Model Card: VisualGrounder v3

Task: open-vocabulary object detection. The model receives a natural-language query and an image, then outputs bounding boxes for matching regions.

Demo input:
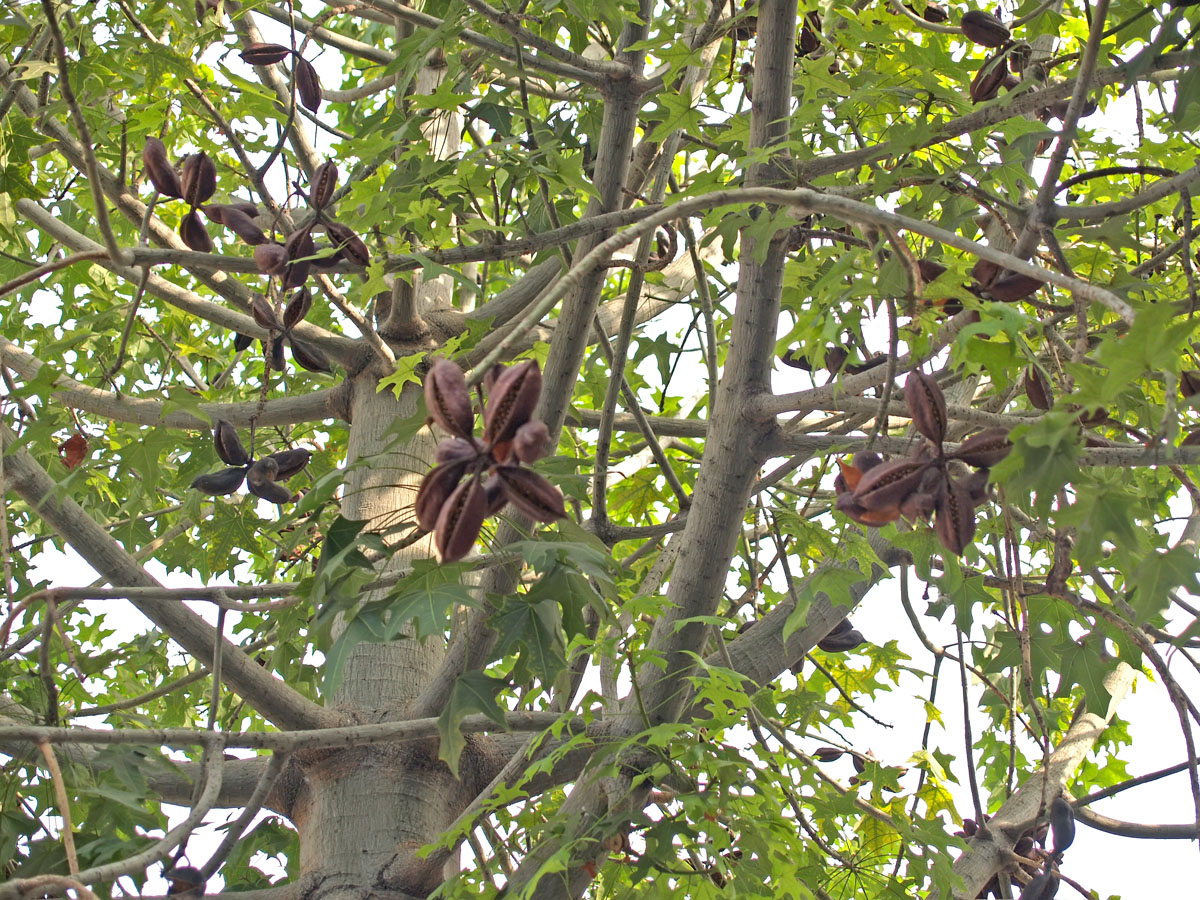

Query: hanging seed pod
[265,447,312,480]
[246,457,293,503]
[1049,798,1075,856]
[988,271,1043,302]
[251,296,282,331]
[201,203,229,225]
[414,460,470,531]
[425,359,475,438]
[325,221,370,266]
[852,457,930,511]
[949,428,1012,467]
[1181,370,1200,398]
[142,137,183,198]
[934,477,977,555]
[917,258,947,284]
[240,42,292,65]
[295,56,322,112]
[797,11,821,55]
[254,242,288,276]
[191,466,248,495]
[834,492,902,526]
[482,474,508,516]
[227,201,260,219]
[435,476,488,562]
[283,228,315,290]
[818,628,867,652]
[1009,42,1032,74]
[960,10,1010,48]
[484,359,541,447]
[180,152,217,207]
[283,287,312,330]
[288,336,332,374]
[971,53,1008,103]
[494,465,567,523]
[970,258,1000,289]
[961,468,992,505]
[905,371,948,445]
[1025,366,1053,410]
[513,420,551,463]
[219,206,267,245]
[233,332,254,352]
[826,618,854,637]
[214,419,251,467]
[1016,870,1059,900]
[909,2,948,22]
[309,160,338,211]
[179,210,213,252]
[813,747,845,762]
[283,260,311,291]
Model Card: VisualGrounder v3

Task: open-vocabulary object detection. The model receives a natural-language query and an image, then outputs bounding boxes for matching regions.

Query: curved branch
[1072,802,1200,839]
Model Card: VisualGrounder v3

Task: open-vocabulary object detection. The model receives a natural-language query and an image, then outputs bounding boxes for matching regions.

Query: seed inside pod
[295,55,322,112]
[424,359,475,439]
[325,221,369,266]
[853,456,930,511]
[484,359,541,447]
[948,427,1012,467]
[310,160,338,210]
[180,152,217,207]
[283,287,312,330]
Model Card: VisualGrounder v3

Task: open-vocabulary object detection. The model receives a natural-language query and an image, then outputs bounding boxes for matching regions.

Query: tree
[2,0,1200,898]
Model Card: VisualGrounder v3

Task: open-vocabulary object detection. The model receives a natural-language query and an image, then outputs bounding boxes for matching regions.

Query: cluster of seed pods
[190,419,312,504]
[417,359,566,562]
[834,371,1012,556]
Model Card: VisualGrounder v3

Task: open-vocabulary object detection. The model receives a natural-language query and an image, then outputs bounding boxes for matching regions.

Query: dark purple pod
[435,476,487,562]
[265,447,312,480]
[494,465,567,524]
[142,137,183,198]
[214,419,251,467]
[288,336,332,374]
[180,152,217,207]
[424,359,475,439]
[191,466,248,495]
[179,209,213,252]
[283,288,312,330]
[295,56,322,112]
[254,243,288,276]
[325,221,369,266]
[414,460,469,532]
[240,42,292,65]
[246,458,294,504]
[949,428,1012,468]
[484,359,541,448]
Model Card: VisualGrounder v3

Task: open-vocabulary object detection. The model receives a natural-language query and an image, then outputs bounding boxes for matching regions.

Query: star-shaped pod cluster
[834,371,1011,555]
[190,419,311,504]
[416,359,566,562]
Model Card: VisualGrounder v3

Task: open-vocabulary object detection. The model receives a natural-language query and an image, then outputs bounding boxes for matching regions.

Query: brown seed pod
[435,476,487,562]
[1181,370,1200,399]
[201,204,229,225]
[219,206,267,246]
[818,628,867,652]
[513,420,551,463]
[826,618,854,636]
[484,359,541,447]
[288,336,332,374]
[852,457,930,511]
[813,747,844,762]
[435,436,484,466]
[191,466,248,495]
[214,419,251,467]
[266,336,287,372]
[797,11,821,55]
[233,332,254,352]
[960,10,1010,48]
[905,371,948,445]
[295,55,322,112]
[987,271,1043,302]
[414,460,469,531]
[309,244,342,269]
[179,209,213,252]
[424,359,475,438]
[934,477,977,555]
[1025,366,1053,410]
[142,137,183,199]
[265,447,312,480]
[1016,870,1059,900]
[227,201,260,219]
[494,465,567,523]
[1009,42,1032,74]
[251,296,282,331]
[246,457,293,504]
[325,221,370,266]
[310,160,338,211]
[240,42,292,65]
[254,243,288,276]
[910,2,948,22]
[180,152,217,207]
[1049,797,1075,856]
[949,427,1012,467]
[917,258,947,284]
[283,287,312,330]
[1183,429,1200,447]
[283,259,311,291]
[971,53,1008,103]
[283,228,316,290]
[482,474,508,516]
[970,258,1000,289]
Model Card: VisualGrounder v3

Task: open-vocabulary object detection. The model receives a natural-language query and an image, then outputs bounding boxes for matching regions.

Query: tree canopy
[2,1,1200,899]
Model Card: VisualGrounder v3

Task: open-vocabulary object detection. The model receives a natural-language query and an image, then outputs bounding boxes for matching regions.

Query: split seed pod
[494,465,567,523]
[266,336,287,372]
[288,337,332,374]
[424,359,475,438]
[813,747,844,762]
[484,359,541,447]
[852,457,930,511]
[949,428,1012,467]
[435,476,487,562]
[310,161,338,211]
[240,42,292,65]
[414,461,469,531]
[325,221,369,266]
[797,12,821,55]
[971,53,1008,103]
[934,477,977,555]
[180,152,217,207]
[179,210,213,252]
[1181,370,1200,399]
[960,10,1010,48]
[283,288,312,330]
[1016,870,1059,900]
[191,466,249,496]
[905,371,948,445]
[295,56,322,112]
[142,137,183,198]
[214,419,251,466]
[251,297,282,331]
[254,243,288,275]
[435,437,483,466]
[266,448,313,480]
